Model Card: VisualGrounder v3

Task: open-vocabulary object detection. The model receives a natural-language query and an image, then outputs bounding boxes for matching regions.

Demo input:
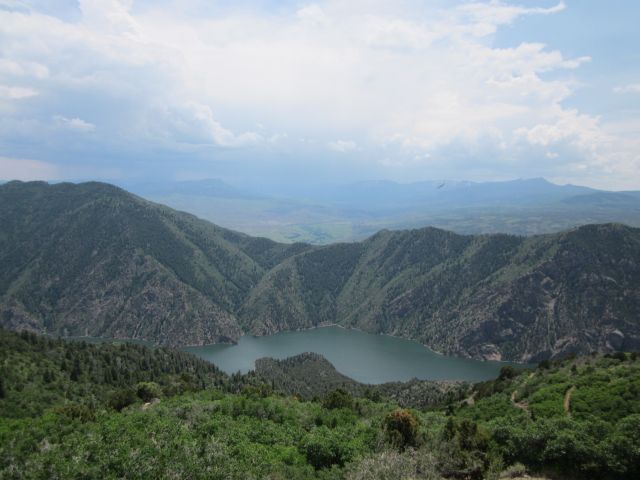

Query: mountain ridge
[1,180,639,361]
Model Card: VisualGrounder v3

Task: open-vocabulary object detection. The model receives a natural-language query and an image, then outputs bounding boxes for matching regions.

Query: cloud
[0,84,38,99]
[54,115,96,132]
[0,156,60,180]
[613,83,640,94]
[457,1,566,36]
[328,139,357,153]
[0,1,636,188]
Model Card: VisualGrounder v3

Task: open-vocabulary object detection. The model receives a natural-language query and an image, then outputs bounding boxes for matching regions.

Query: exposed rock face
[2,181,639,361]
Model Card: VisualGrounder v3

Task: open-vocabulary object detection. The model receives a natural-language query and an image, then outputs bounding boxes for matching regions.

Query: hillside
[242,224,640,362]
[254,352,464,409]
[2,181,640,361]
[0,181,308,346]
[1,329,639,479]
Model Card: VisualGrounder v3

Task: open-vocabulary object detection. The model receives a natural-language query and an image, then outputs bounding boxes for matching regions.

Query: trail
[511,389,529,413]
[462,391,476,406]
[564,386,576,417]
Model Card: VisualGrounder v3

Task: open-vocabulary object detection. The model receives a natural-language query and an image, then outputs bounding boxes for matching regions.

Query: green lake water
[184,326,525,384]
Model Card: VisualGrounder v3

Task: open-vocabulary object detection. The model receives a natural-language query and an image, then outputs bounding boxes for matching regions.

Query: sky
[0,0,639,189]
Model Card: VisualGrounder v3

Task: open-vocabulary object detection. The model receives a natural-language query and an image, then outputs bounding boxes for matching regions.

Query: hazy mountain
[122,177,640,243]
[119,179,254,199]
[1,181,639,361]
[301,177,596,210]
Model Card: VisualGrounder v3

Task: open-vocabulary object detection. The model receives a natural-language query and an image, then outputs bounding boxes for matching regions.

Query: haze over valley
[122,177,640,243]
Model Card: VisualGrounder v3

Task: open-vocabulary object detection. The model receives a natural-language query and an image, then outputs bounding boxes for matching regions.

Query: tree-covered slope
[242,224,640,361]
[0,329,227,418]
[0,181,306,346]
[1,329,639,479]
[2,181,639,361]
[254,352,463,409]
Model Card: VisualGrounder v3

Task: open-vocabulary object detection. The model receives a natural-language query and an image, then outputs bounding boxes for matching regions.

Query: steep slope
[2,181,639,361]
[242,224,640,361]
[0,181,307,346]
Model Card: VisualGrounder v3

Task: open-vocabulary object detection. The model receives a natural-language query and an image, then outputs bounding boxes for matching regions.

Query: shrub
[537,360,551,370]
[108,388,136,411]
[301,426,356,469]
[498,366,519,381]
[136,381,162,402]
[605,352,627,362]
[439,418,493,480]
[500,462,527,478]
[384,409,420,450]
[54,403,96,423]
[323,388,353,410]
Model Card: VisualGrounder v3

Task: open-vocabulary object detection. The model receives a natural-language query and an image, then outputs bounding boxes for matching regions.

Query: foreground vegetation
[1,329,639,479]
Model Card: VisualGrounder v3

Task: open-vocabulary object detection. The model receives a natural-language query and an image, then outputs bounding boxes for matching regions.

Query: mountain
[119,178,254,199]
[0,181,308,346]
[1,180,639,361]
[242,224,640,361]
[309,177,596,210]
[124,177,640,244]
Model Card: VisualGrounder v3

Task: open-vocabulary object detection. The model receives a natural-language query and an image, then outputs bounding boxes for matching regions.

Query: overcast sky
[1,0,639,189]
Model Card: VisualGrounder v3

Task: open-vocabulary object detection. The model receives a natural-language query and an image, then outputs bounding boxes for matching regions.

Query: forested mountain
[1,181,639,361]
[0,181,308,346]
[242,224,640,362]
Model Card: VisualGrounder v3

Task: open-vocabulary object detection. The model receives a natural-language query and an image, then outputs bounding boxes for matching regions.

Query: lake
[184,326,525,384]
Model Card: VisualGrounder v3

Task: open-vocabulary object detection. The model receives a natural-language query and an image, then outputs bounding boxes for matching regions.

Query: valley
[1,180,639,363]
[184,326,527,383]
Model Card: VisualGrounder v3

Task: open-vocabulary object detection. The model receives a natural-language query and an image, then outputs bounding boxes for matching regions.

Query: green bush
[53,403,96,423]
[383,409,420,450]
[301,426,357,469]
[108,388,136,411]
[323,388,353,410]
[136,382,162,402]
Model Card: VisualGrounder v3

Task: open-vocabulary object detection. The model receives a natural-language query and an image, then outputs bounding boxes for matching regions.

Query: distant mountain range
[118,177,640,243]
[1,180,639,362]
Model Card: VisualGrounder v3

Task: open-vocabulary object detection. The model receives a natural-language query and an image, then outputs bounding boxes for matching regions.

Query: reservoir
[184,326,525,384]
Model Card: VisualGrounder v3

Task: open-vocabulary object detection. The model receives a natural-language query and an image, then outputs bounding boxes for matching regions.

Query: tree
[323,388,353,410]
[136,381,162,402]
[384,409,420,450]
[108,388,136,411]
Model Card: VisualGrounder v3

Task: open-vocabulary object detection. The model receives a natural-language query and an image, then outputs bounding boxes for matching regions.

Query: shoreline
[58,324,533,366]
[196,323,533,366]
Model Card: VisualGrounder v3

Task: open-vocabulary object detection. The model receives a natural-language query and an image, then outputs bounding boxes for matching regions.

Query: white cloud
[0,1,636,187]
[457,1,566,36]
[0,84,38,99]
[54,115,96,132]
[613,83,640,94]
[328,139,357,153]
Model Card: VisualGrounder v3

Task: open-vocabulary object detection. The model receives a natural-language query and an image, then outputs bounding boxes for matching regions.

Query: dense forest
[1,181,639,362]
[1,329,639,479]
